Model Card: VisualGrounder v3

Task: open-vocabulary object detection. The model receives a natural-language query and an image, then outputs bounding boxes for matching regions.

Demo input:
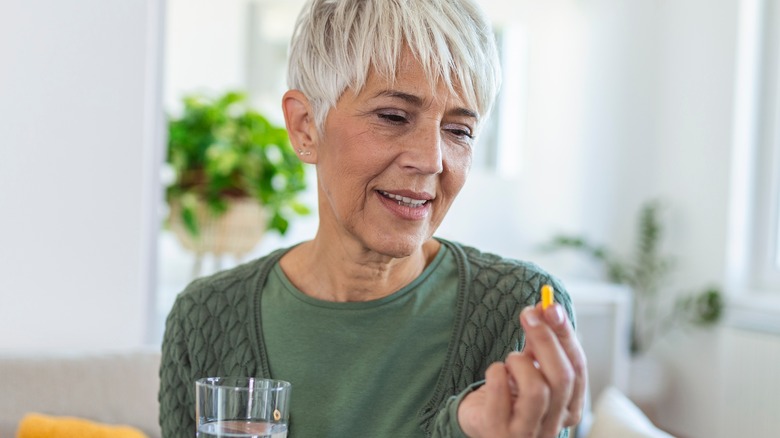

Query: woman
[159,0,587,437]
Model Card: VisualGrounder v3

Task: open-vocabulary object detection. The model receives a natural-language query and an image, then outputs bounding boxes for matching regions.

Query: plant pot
[167,197,267,259]
[627,352,666,423]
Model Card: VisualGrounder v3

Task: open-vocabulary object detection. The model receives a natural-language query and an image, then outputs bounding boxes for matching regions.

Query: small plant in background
[543,199,723,354]
[166,90,310,239]
[164,91,310,275]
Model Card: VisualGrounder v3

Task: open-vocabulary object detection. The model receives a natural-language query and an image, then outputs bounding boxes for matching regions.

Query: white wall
[164,0,249,111]
[0,0,164,352]
[643,4,738,435]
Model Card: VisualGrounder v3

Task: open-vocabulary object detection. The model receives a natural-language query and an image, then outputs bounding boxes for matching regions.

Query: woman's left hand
[457,303,588,438]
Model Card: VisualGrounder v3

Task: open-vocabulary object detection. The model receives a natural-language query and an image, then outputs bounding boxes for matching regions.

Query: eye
[444,123,474,140]
[377,110,409,125]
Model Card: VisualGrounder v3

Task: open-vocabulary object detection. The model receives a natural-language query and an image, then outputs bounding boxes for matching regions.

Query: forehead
[354,49,476,114]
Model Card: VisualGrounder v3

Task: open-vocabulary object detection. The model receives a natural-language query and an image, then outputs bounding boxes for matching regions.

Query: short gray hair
[287,0,502,133]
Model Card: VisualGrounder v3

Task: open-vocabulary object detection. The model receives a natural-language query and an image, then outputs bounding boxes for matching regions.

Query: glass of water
[196,377,291,438]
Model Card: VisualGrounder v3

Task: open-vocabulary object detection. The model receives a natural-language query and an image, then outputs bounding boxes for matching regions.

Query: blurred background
[1,0,779,437]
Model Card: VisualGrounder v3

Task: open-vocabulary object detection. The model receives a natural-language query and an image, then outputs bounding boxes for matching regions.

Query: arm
[429,383,480,438]
[429,265,582,438]
[158,295,196,437]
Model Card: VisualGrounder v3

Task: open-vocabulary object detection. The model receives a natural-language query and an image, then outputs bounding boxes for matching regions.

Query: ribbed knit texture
[159,239,573,438]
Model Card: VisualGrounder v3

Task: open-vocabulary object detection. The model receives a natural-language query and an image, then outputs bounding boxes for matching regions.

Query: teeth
[380,190,427,207]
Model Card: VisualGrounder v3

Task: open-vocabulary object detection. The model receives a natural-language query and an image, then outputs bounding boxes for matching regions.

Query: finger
[484,361,512,435]
[504,352,546,436]
[526,303,589,427]
[542,303,588,426]
[520,306,575,437]
[520,302,558,356]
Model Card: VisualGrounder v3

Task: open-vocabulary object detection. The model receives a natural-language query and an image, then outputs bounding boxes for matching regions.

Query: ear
[282,89,318,163]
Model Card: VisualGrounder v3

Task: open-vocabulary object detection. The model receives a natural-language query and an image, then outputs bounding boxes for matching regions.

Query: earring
[297,148,312,156]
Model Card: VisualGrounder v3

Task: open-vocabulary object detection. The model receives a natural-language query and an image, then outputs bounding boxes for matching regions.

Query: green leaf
[181,205,199,237]
[270,212,289,235]
[693,288,724,324]
[291,201,311,215]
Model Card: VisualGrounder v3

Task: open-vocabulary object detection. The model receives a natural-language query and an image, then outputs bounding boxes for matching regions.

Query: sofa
[0,348,162,438]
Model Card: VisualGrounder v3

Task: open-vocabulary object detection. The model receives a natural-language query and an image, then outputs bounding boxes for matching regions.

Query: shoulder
[168,247,290,316]
[443,239,563,289]
[440,239,574,321]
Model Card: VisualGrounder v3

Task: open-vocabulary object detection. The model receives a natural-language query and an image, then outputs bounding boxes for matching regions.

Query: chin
[367,232,429,259]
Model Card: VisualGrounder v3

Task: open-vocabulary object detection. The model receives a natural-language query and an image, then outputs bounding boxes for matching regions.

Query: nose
[401,126,444,175]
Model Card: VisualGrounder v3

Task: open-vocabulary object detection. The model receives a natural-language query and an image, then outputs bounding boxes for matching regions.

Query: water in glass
[197,420,288,438]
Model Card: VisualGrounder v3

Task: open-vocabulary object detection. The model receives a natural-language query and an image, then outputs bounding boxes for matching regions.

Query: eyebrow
[373,89,479,120]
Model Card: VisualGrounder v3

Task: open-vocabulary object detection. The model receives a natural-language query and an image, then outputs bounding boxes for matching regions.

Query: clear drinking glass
[196,377,291,438]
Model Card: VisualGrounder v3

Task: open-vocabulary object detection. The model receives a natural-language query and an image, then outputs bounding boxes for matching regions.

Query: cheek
[444,147,472,191]
[320,129,388,205]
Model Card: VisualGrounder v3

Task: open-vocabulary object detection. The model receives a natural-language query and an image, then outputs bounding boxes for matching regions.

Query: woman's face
[314,50,477,258]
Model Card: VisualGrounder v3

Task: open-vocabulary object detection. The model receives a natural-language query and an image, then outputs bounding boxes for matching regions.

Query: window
[728,0,780,333]
[751,0,780,292]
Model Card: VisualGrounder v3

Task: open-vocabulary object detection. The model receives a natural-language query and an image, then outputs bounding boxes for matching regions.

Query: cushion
[17,413,148,438]
[586,387,674,438]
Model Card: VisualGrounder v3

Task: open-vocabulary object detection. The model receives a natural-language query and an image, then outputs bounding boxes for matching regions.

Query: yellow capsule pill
[541,284,554,309]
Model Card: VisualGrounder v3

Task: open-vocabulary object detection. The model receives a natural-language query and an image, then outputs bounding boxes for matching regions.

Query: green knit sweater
[158,239,574,437]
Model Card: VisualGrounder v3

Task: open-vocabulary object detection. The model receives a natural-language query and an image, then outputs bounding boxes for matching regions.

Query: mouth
[378,190,430,208]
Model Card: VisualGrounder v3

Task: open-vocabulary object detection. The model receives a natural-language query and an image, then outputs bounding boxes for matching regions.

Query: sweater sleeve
[429,241,575,438]
[429,381,481,438]
[158,293,197,437]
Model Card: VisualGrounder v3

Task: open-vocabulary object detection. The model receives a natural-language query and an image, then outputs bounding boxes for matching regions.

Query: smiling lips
[378,190,430,208]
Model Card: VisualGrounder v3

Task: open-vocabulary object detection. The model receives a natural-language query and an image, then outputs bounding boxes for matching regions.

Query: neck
[279,236,440,302]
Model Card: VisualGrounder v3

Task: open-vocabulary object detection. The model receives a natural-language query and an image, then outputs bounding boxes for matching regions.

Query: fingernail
[551,305,564,325]
[523,308,540,327]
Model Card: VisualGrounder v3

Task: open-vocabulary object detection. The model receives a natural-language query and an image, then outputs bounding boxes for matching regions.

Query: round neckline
[271,245,449,310]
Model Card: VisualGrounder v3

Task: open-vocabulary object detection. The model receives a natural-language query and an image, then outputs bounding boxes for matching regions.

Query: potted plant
[165,90,309,262]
